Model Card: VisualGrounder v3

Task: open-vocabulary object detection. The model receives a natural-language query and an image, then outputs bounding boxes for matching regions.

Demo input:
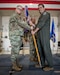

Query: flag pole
[52,37,54,53]
[53,36,55,53]
[32,34,41,67]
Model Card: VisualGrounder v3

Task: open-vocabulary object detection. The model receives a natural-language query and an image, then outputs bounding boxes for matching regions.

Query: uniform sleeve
[37,13,50,29]
[9,17,15,23]
[18,20,31,30]
[9,16,31,30]
[9,17,15,31]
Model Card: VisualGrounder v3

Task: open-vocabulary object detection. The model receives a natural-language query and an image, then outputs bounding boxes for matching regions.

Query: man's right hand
[31,30,35,35]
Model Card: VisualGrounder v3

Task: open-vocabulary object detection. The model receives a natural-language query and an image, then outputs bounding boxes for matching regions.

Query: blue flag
[25,5,29,18]
[24,5,29,33]
[50,19,56,42]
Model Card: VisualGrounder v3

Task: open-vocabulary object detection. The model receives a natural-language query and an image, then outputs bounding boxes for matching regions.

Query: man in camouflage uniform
[29,16,37,61]
[9,5,31,71]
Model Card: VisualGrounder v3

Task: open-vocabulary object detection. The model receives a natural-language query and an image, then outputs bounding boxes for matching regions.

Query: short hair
[38,4,45,8]
[16,5,23,9]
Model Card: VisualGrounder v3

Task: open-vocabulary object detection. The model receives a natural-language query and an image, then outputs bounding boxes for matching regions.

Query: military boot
[43,67,54,71]
[16,59,23,68]
[12,62,22,71]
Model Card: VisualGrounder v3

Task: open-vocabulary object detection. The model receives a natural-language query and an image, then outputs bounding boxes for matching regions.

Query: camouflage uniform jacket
[9,12,30,37]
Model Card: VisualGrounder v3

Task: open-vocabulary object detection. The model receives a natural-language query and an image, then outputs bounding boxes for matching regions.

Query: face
[16,7,23,15]
[38,5,45,14]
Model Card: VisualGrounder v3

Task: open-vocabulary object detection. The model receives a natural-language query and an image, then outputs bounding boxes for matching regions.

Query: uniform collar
[42,11,46,15]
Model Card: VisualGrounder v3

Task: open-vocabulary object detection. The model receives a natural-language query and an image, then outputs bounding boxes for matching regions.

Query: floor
[0,54,60,75]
